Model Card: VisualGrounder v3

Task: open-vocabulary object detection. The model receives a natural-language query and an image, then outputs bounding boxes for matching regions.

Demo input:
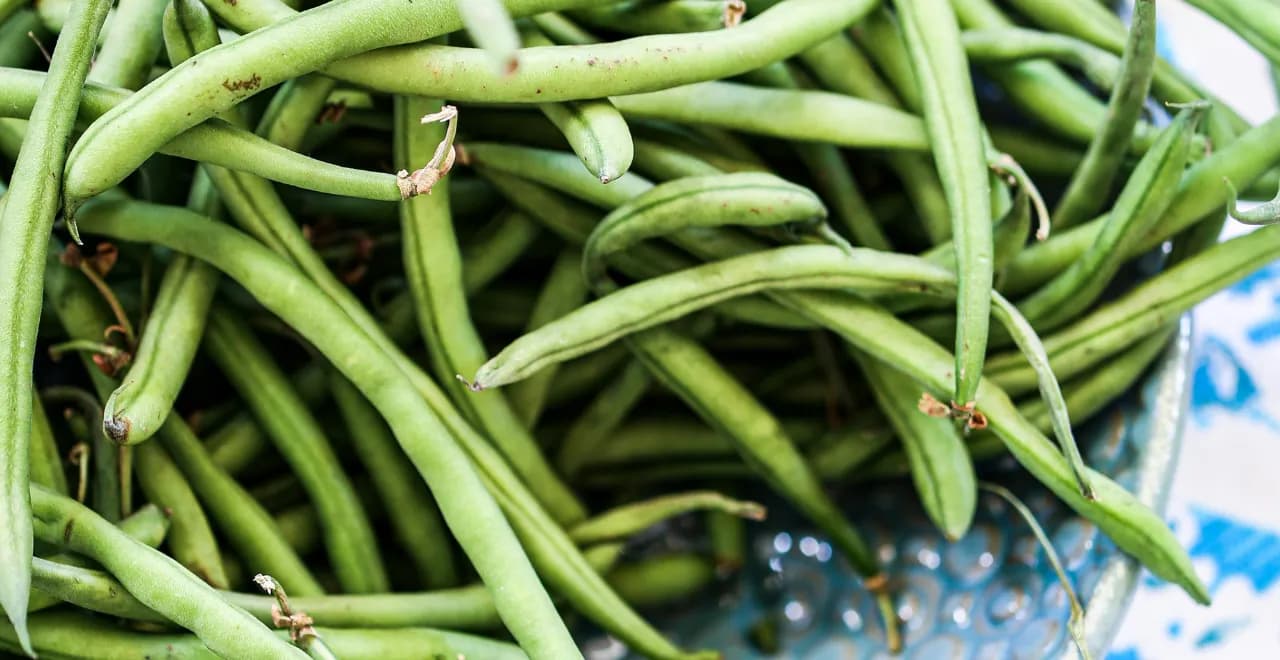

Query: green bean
[156,409,325,596]
[205,362,327,476]
[520,25,633,183]
[134,442,230,588]
[31,557,167,623]
[851,7,923,112]
[777,290,1208,603]
[989,125,1085,177]
[470,245,960,390]
[894,0,993,414]
[570,1,744,34]
[216,0,874,103]
[507,250,589,428]
[1003,0,1249,145]
[76,200,618,660]
[89,0,167,90]
[0,1,109,648]
[1226,178,1280,225]
[989,224,1280,396]
[32,486,306,658]
[918,182,1030,293]
[948,0,1155,151]
[69,0,872,208]
[1051,0,1156,229]
[459,0,522,74]
[631,121,770,173]
[980,482,1090,658]
[1004,113,1280,295]
[43,387,123,522]
[856,353,975,540]
[632,138,724,180]
[530,11,597,45]
[204,308,388,593]
[959,28,1120,92]
[461,210,543,295]
[1019,104,1204,331]
[543,344,632,408]
[396,96,586,526]
[556,360,653,478]
[274,504,321,557]
[708,506,747,571]
[570,491,765,545]
[257,75,338,151]
[103,248,217,445]
[28,392,66,496]
[612,82,928,151]
[328,372,459,589]
[0,11,48,70]
[607,553,717,610]
[621,324,902,651]
[795,31,950,244]
[0,0,24,26]
[226,585,502,631]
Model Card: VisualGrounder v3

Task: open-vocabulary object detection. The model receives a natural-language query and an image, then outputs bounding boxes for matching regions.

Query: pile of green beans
[2,0,1277,657]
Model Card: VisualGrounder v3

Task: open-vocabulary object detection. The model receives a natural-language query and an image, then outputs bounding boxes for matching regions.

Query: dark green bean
[0,1,110,647]
[28,392,66,496]
[556,360,653,478]
[606,553,717,610]
[507,250,589,428]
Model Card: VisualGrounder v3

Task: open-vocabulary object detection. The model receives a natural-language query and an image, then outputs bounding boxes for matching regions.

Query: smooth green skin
[539,99,633,184]
[581,172,826,287]
[31,487,306,659]
[104,254,216,445]
[1226,178,1280,226]
[459,0,522,73]
[531,11,597,44]
[0,610,524,660]
[133,443,230,589]
[77,200,685,660]
[894,0,993,409]
[204,309,388,594]
[570,491,765,546]
[570,0,737,34]
[205,362,326,476]
[795,31,949,244]
[328,372,459,589]
[211,0,875,103]
[948,0,1156,151]
[507,250,589,429]
[612,81,928,151]
[961,27,1120,91]
[471,245,958,389]
[0,1,111,649]
[989,224,1280,396]
[783,290,1211,603]
[1005,113,1280,295]
[256,74,337,151]
[28,393,66,496]
[556,359,652,478]
[0,66,405,201]
[1003,0,1249,145]
[1052,0,1156,230]
[853,7,924,112]
[88,0,168,90]
[42,252,258,595]
[857,353,976,541]
[0,10,46,70]
[64,0,609,208]
[624,323,888,588]
[607,554,716,610]
[1020,105,1202,332]
[396,96,586,527]
[31,558,167,623]
[751,59,894,250]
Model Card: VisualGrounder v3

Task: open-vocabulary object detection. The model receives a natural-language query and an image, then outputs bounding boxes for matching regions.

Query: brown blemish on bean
[63,518,75,544]
[222,73,262,92]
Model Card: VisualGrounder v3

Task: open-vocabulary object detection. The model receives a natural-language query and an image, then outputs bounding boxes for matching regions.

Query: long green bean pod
[204,309,388,594]
[894,0,993,411]
[556,360,653,478]
[328,372,459,589]
[458,0,522,74]
[1052,0,1157,229]
[28,392,66,495]
[507,249,589,428]
[396,96,586,526]
[0,2,110,647]
[569,491,765,545]
[88,0,167,90]
[855,353,976,540]
[31,486,307,659]
[1019,103,1204,331]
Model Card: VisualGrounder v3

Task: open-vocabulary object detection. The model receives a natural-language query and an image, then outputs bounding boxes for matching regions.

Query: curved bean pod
[569,491,765,545]
[893,0,993,411]
[31,486,306,658]
[570,0,744,34]
[1051,0,1156,230]
[856,353,976,540]
[1019,103,1203,331]
[0,1,111,648]
[960,27,1120,92]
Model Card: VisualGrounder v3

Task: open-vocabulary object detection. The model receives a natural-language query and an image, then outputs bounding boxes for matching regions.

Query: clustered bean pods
[3,1,1275,658]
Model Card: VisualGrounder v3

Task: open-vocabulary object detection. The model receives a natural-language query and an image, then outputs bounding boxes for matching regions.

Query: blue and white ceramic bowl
[579,316,1193,660]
